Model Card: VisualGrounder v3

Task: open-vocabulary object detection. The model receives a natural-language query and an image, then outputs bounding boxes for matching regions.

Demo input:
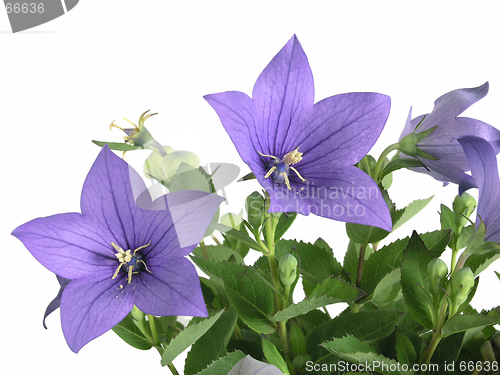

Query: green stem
[148,314,160,346]
[355,244,365,288]
[200,241,209,259]
[422,331,442,366]
[233,323,244,340]
[167,363,180,375]
[373,143,400,183]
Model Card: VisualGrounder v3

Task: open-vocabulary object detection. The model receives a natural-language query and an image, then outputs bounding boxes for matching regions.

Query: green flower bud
[131,305,145,321]
[279,254,298,287]
[397,126,439,160]
[220,212,242,230]
[245,191,265,229]
[427,258,448,295]
[161,150,201,178]
[452,192,476,229]
[143,145,175,181]
[450,267,475,306]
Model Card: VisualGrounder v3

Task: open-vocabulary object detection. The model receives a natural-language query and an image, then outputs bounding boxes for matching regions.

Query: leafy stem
[373,143,400,183]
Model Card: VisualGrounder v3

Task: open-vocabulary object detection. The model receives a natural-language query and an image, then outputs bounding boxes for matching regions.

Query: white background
[1,1,500,374]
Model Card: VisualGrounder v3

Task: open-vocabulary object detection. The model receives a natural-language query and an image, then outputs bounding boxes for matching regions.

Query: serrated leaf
[160,309,224,366]
[395,328,417,366]
[262,337,288,374]
[380,158,425,180]
[464,251,500,276]
[290,322,307,357]
[112,312,152,350]
[346,222,389,245]
[192,258,276,334]
[306,310,403,364]
[194,351,246,375]
[439,204,454,231]
[393,196,434,231]
[185,308,238,375]
[212,224,262,252]
[322,335,377,355]
[92,140,144,151]
[400,231,434,330]
[228,355,282,375]
[427,332,465,375]
[322,339,410,375]
[271,277,364,322]
[371,269,402,307]
[441,314,500,337]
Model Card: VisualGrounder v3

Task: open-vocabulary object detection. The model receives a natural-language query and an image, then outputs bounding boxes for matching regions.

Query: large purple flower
[204,35,392,230]
[399,83,500,189]
[458,136,500,243]
[12,146,223,353]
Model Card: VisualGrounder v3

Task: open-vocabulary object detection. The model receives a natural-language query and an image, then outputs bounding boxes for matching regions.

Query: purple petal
[458,136,500,243]
[418,82,489,132]
[134,257,208,317]
[204,91,263,164]
[399,107,416,140]
[80,145,152,251]
[294,93,390,167]
[61,275,134,353]
[12,212,117,279]
[267,166,392,231]
[43,275,71,329]
[252,35,314,157]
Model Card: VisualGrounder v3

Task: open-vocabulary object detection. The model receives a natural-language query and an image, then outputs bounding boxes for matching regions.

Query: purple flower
[12,146,223,352]
[204,35,392,230]
[458,136,500,243]
[399,83,500,190]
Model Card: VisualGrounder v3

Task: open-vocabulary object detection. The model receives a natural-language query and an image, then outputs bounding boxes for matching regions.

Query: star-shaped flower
[204,35,392,230]
[399,83,500,191]
[12,146,223,353]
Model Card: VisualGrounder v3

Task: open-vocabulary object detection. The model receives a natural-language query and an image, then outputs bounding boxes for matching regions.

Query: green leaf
[441,313,500,337]
[271,278,363,322]
[496,271,500,281]
[400,231,434,330]
[192,258,276,334]
[278,240,342,286]
[193,245,244,263]
[371,269,402,307]
[290,322,307,357]
[306,310,403,364]
[185,308,238,375]
[346,222,389,245]
[274,212,297,241]
[193,351,246,375]
[395,328,417,366]
[92,140,144,151]
[380,158,424,180]
[112,312,152,350]
[211,223,262,252]
[322,337,411,375]
[428,332,465,375]
[160,309,224,366]
[439,204,454,230]
[262,337,289,374]
[168,165,212,193]
[464,251,500,276]
[393,196,434,231]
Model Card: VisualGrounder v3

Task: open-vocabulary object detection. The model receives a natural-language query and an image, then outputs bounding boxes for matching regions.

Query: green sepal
[92,140,145,151]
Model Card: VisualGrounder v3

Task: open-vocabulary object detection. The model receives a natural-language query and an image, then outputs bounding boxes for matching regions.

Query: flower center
[258,147,307,190]
[111,242,152,284]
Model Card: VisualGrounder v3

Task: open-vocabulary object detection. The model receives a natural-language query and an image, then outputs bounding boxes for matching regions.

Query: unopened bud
[131,305,145,321]
[220,212,242,230]
[245,191,265,229]
[161,150,201,178]
[453,193,476,229]
[143,145,175,181]
[427,258,448,296]
[450,267,475,306]
[279,254,298,287]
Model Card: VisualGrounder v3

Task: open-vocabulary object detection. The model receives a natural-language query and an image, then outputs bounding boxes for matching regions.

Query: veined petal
[204,91,263,164]
[252,35,314,157]
[267,166,392,231]
[418,82,488,132]
[399,107,416,140]
[61,275,134,353]
[293,93,390,167]
[458,136,500,243]
[134,257,207,317]
[12,212,116,280]
[80,145,152,251]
